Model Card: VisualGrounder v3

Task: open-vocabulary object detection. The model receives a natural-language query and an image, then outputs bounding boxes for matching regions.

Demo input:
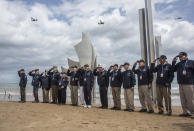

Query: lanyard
[73,72,76,78]
[139,66,145,75]
[34,75,38,80]
[112,71,117,78]
[161,64,164,74]
[60,77,62,84]
[182,59,188,70]
[84,71,87,78]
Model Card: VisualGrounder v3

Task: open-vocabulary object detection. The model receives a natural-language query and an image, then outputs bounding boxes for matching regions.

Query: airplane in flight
[31,17,38,22]
[98,20,104,25]
[175,17,183,20]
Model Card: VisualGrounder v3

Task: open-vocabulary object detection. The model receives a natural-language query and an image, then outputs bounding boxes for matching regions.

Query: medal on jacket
[140,75,142,80]
[84,78,86,81]
[160,73,164,78]
[72,78,74,81]
[183,70,187,75]
[112,78,114,81]
[59,82,61,86]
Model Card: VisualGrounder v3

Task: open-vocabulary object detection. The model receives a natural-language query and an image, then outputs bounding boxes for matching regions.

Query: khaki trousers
[156,85,171,113]
[20,86,26,102]
[42,88,49,103]
[112,87,121,108]
[71,86,78,105]
[138,85,153,110]
[124,88,134,110]
[51,85,58,103]
[179,84,194,115]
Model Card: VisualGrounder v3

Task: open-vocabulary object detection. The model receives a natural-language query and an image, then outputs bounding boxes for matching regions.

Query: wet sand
[0,101,194,131]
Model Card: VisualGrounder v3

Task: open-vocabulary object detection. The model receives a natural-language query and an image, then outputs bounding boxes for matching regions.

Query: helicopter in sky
[98,20,104,25]
[31,17,38,22]
[175,17,183,20]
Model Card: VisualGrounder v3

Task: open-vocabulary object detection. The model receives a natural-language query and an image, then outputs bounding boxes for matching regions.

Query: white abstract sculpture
[68,32,96,69]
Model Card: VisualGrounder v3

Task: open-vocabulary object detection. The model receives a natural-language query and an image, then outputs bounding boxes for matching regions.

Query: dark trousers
[51,85,58,103]
[20,86,26,102]
[99,86,108,108]
[58,88,66,104]
[84,86,92,105]
[33,86,39,102]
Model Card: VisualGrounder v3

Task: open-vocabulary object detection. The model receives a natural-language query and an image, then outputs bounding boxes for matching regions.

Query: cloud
[0,0,194,82]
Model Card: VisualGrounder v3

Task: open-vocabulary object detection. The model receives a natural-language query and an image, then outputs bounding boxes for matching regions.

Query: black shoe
[115,107,121,110]
[148,110,154,113]
[139,109,147,112]
[167,112,172,116]
[128,109,134,112]
[110,107,117,110]
[19,101,26,103]
[123,109,129,111]
[158,111,164,114]
[98,106,103,108]
[179,113,191,117]
[102,107,108,109]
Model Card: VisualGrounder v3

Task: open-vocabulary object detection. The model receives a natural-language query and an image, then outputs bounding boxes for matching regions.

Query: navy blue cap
[139,59,145,63]
[35,69,39,72]
[113,64,118,67]
[123,62,130,66]
[160,55,167,59]
[179,52,187,56]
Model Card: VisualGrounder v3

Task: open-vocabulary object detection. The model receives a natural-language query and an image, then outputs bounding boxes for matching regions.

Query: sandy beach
[0,101,194,131]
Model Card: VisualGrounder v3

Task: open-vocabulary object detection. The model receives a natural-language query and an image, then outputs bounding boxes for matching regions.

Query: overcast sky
[0,0,194,83]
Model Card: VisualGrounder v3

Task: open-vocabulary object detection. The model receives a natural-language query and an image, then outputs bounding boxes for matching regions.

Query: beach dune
[0,101,194,131]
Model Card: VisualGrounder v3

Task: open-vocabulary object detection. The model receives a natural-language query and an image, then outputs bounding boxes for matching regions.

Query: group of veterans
[18,52,194,118]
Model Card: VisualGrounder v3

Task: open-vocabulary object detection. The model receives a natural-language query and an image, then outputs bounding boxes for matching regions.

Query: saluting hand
[133,62,138,66]
[109,66,113,70]
[153,58,158,63]
[173,56,178,62]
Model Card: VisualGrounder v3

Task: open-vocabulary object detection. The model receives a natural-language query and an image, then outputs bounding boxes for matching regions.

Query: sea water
[0,83,181,106]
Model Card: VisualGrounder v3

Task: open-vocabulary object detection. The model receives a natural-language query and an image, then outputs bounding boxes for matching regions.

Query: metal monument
[139,0,162,103]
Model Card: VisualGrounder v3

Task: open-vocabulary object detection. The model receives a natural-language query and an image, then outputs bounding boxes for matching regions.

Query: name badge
[140,75,142,80]
[59,82,61,86]
[84,78,86,81]
[72,78,74,81]
[160,73,164,78]
[183,70,187,75]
